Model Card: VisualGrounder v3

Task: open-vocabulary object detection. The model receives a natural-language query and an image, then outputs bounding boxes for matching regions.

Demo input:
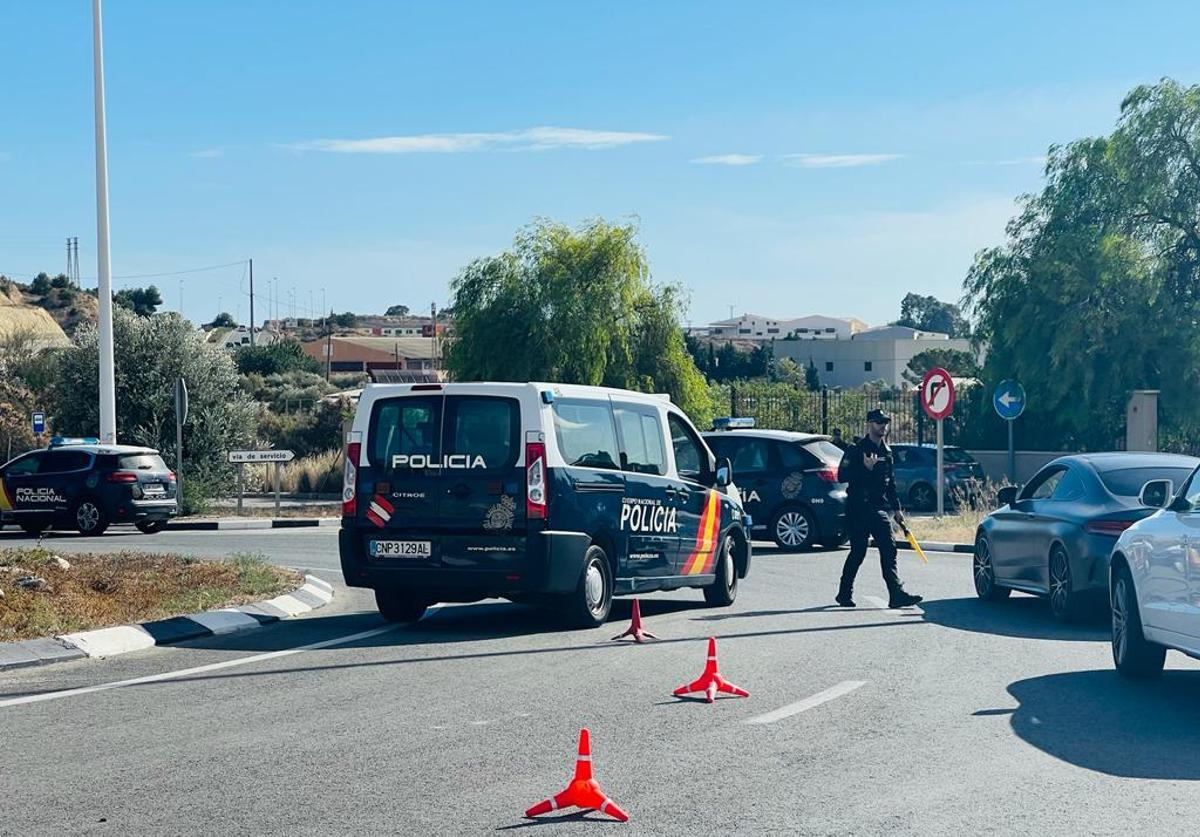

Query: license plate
[370,540,432,558]
[144,485,166,497]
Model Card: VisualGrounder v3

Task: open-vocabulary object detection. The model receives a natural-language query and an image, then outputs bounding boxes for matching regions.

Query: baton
[897,520,928,564]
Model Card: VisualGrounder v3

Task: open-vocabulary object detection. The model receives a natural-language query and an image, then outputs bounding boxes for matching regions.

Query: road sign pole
[274,461,281,516]
[237,464,244,516]
[1008,418,1015,484]
[936,418,944,517]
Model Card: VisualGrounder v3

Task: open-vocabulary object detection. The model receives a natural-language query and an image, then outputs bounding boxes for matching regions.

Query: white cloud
[782,153,903,168]
[291,126,669,154]
[691,154,762,166]
[189,147,224,158]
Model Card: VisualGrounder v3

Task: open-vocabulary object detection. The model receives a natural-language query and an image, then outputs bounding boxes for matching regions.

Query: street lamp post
[92,0,117,444]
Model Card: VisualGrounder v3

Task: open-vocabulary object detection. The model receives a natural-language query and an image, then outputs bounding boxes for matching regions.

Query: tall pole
[248,258,255,346]
[92,0,117,445]
[1007,419,1015,484]
[936,418,944,517]
[430,302,437,375]
[325,314,332,381]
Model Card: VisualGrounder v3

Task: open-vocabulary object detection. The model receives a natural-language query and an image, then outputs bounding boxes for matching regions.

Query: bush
[235,340,322,376]
[249,449,343,494]
[256,398,348,458]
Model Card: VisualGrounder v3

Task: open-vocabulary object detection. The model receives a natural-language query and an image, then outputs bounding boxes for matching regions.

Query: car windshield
[805,440,845,464]
[1098,466,1196,497]
[944,448,976,463]
[118,454,168,471]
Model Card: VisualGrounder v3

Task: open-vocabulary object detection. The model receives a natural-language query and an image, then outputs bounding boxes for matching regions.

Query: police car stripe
[682,491,721,575]
[0,481,12,512]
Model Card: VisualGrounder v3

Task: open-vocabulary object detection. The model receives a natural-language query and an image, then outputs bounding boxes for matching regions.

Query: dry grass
[0,548,301,642]
[904,482,1002,546]
[247,449,343,495]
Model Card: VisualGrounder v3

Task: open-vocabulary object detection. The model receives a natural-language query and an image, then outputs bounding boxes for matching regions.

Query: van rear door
[365,394,444,540]
[435,394,528,569]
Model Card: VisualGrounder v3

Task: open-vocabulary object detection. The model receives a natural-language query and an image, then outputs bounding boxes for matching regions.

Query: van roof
[359,381,674,406]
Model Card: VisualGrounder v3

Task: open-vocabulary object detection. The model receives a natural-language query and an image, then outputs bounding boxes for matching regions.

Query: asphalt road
[3,530,1200,835]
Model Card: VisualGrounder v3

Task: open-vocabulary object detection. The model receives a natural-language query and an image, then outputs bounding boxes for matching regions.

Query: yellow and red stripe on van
[0,479,13,512]
[681,490,722,575]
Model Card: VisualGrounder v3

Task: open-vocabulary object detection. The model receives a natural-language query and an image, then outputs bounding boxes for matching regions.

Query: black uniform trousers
[839,506,902,596]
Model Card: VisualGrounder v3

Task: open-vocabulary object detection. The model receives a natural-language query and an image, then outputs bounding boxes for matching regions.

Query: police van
[339,383,751,627]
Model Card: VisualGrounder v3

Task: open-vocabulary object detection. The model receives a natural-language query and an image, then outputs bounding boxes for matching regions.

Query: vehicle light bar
[712,417,756,431]
[50,436,100,447]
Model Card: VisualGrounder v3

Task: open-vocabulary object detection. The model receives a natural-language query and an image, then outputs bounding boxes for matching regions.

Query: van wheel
[375,588,428,624]
[703,535,738,607]
[563,545,613,629]
[74,499,109,536]
[1111,563,1165,678]
[771,507,816,552]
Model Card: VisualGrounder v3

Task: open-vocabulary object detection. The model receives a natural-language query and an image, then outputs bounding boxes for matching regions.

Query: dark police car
[703,419,848,551]
[339,383,752,628]
[0,438,178,536]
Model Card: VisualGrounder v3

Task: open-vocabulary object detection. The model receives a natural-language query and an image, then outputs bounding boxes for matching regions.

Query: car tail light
[526,441,548,519]
[1085,519,1137,536]
[343,433,362,517]
[815,467,839,483]
[167,471,177,483]
[107,471,138,483]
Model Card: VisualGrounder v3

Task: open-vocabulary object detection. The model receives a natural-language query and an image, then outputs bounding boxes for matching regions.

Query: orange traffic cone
[611,599,657,643]
[524,728,630,822]
[673,637,749,703]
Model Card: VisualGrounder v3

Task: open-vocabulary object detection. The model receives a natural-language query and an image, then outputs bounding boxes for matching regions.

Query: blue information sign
[31,411,45,435]
[993,380,1026,421]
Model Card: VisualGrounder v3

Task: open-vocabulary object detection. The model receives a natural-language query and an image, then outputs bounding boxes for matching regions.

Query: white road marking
[862,596,888,609]
[861,596,923,615]
[0,624,398,710]
[744,680,866,725]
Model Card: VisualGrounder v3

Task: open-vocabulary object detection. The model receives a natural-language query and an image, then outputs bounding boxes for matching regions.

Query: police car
[338,383,752,627]
[0,438,179,536]
[703,419,848,551]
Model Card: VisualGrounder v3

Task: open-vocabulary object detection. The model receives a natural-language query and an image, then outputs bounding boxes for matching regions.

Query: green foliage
[49,309,258,497]
[893,293,968,337]
[447,218,712,420]
[29,273,51,296]
[234,339,321,376]
[256,398,348,458]
[903,348,980,385]
[966,78,1200,450]
[113,285,163,317]
[209,312,236,328]
[685,338,771,382]
[804,358,821,391]
[329,311,357,328]
[385,304,410,317]
[50,274,71,290]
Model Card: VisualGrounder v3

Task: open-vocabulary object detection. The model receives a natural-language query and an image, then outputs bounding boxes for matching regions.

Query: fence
[728,384,968,445]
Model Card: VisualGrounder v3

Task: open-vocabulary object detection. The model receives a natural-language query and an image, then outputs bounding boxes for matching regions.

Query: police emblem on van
[391,454,487,470]
[620,498,679,534]
[483,495,516,531]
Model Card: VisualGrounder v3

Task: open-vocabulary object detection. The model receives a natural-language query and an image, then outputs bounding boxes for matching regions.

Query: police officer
[835,408,923,608]
[830,428,850,452]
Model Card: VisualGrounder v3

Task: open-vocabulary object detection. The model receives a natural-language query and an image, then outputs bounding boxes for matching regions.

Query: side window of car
[552,400,621,471]
[5,454,43,476]
[667,413,709,485]
[778,443,813,470]
[730,438,772,475]
[612,404,666,476]
[1182,469,1200,510]
[41,451,91,474]
[1024,468,1065,500]
[1050,468,1086,502]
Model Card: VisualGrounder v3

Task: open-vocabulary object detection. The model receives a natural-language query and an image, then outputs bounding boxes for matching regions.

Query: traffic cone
[673,637,749,703]
[524,728,630,822]
[611,598,657,643]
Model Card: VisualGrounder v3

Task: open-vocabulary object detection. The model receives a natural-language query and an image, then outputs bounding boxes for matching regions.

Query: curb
[896,540,974,554]
[0,574,334,672]
[167,518,340,531]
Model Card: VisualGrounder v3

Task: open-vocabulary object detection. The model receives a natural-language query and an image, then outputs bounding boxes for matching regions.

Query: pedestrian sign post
[228,449,296,515]
[920,368,956,517]
[31,412,45,436]
[993,380,1026,484]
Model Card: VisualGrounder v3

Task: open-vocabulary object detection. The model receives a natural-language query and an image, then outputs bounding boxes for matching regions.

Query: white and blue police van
[338,382,752,627]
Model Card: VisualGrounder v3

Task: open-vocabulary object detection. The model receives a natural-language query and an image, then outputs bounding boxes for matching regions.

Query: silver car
[1110,463,1200,677]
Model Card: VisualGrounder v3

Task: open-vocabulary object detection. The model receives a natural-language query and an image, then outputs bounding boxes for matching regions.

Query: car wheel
[375,588,429,624]
[909,483,936,511]
[563,544,613,629]
[1111,563,1166,678]
[771,507,817,552]
[74,499,109,536]
[704,535,738,607]
[973,535,1011,601]
[1048,545,1079,621]
[136,520,167,534]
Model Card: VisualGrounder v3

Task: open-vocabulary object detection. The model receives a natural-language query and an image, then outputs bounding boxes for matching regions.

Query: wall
[776,336,974,388]
[966,450,1066,485]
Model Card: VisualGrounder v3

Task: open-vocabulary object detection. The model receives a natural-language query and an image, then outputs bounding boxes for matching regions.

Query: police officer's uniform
[835,409,922,608]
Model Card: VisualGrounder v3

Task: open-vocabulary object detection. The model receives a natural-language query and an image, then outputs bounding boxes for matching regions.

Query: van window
[371,397,441,472]
[552,400,620,471]
[444,397,519,470]
[613,404,666,476]
[668,413,709,484]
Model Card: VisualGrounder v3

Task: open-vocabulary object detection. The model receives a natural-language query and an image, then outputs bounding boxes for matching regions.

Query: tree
[29,273,52,296]
[804,358,821,391]
[50,273,72,290]
[113,285,163,317]
[446,218,712,421]
[385,304,410,317]
[893,293,968,337]
[208,312,237,329]
[328,311,357,328]
[903,348,980,386]
[235,339,322,376]
[50,309,258,497]
[965,78,1200,450]
[775,357,803,387]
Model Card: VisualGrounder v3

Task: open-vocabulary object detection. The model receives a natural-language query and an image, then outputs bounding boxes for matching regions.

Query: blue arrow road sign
[31,411,45,434]
[993,380,1026,420]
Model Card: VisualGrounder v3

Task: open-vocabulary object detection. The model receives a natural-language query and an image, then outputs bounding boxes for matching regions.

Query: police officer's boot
[888,588,923,608]
[835,583,856,608]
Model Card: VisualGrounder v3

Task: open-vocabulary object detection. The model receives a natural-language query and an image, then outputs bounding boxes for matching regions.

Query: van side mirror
[997,485,1019,507]
[1139,479,1173,509]
[715,457,733,488]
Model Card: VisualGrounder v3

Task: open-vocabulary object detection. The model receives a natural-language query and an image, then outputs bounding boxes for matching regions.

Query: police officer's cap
[866,408,892,424]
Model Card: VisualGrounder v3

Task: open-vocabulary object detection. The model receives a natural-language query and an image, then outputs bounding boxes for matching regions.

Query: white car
[1109,466,1200,676]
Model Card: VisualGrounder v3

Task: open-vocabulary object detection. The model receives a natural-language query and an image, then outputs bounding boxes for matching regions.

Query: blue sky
[2,1,1198,328]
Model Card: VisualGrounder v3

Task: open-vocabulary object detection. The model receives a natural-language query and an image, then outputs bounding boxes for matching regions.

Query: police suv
[0,438,179,536]
[703,419,848,551]
[339,383,752,627]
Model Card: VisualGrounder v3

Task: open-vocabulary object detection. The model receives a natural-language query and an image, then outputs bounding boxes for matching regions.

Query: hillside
[0,276,97,339]
[0,280,71,349]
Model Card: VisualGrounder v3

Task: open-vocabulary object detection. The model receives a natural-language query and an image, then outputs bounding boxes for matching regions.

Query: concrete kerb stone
[895,540,974,555]
[167,518,339,531]
[0,573,335,671]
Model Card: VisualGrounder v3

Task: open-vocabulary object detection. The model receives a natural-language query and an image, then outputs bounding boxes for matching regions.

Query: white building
[775,326,973,389]
[704,313,869,341]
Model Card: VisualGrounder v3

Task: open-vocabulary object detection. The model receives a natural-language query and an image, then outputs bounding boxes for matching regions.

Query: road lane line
[0,624,398,710]
[743,681,866,725]
[862,596,888,609]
